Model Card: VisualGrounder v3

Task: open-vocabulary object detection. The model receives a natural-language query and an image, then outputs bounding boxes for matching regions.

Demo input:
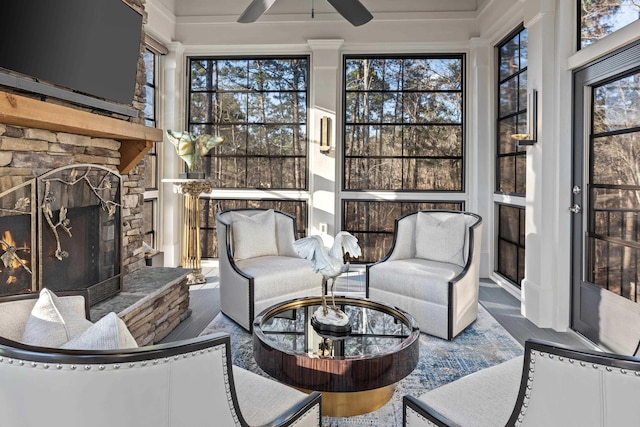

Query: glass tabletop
[256,297,417,359]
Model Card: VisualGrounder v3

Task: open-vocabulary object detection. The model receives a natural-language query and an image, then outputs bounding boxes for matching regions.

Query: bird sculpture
[293,232,362,321]
[166,130,225,172]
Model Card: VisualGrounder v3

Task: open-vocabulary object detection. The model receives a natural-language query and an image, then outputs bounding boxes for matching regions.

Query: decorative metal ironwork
[40,166,120,261]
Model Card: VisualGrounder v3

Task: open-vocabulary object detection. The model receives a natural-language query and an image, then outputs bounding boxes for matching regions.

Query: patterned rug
[199,305,522,427]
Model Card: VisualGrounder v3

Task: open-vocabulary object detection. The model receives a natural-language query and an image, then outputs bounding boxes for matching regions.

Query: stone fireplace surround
[0,0,193,343]
[0,0,159,293]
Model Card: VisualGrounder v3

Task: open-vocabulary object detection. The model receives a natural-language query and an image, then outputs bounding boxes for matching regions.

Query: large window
[343,55,464,192]
[342,55,465,262]
[495,27,528,287]
[142,47,159,249]
[187,56,311,259]
[188,57,309,189]
[580,1,640,49]
[497,27,527,195]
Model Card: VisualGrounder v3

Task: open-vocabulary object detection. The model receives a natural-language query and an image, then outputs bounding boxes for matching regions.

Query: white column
[308,40,343,238]
[521,0,570,330]
[468,38,493,278]
[161,42,185,267]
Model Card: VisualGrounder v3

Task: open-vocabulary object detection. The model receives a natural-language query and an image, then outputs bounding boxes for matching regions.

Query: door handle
[569,204,582,214]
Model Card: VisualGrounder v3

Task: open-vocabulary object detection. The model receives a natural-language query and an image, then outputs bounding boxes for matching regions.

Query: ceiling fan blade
[326,0,373,26]
[237,0,278,23]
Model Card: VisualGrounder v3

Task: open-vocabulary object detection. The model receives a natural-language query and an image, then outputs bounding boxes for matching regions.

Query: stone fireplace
[0,164,122,305]
[0,0,165,307]
[0,0,195,345]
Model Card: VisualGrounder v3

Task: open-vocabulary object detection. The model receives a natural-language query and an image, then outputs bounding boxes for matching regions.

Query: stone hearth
[90,267,191,346]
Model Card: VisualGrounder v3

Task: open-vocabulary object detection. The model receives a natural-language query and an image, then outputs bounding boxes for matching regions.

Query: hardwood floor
[162,261,597,352]
[478,280,594,350]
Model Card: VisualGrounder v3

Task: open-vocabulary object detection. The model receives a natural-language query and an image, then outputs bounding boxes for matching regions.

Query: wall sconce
[320,116,331,153]
[511,89,538,146]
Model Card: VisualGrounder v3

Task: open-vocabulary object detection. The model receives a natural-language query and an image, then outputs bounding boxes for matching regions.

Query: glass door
[572,44,640,354]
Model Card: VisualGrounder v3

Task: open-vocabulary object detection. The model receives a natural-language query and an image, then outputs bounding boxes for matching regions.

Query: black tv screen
[0,0,142,106]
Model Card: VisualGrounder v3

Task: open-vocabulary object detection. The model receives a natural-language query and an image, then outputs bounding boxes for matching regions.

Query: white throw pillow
[62,312,138,350]
[415,212,467,267]
[230,209,278,260]
[21,288,92,348]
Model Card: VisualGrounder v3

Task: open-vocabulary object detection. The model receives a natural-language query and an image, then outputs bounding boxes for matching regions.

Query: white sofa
[0,292,322,427]
[403,339,640,426]
[367,210,483,340]
[216,208,323,332]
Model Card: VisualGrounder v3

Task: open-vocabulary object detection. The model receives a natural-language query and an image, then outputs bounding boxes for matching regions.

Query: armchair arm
[448,220,482,338]
[403,395,461,427]
[263,391,321,427]
[365,213,417,297]
[216,215,255,331]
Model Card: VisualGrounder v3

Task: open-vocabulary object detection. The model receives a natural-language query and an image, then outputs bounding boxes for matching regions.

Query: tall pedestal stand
[164,179,213,285]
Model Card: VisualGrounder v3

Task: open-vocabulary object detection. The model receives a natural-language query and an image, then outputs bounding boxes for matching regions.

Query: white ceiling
[156,0,488,18]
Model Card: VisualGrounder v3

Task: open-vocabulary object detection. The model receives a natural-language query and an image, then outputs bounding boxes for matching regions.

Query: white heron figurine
[293,231,362,325]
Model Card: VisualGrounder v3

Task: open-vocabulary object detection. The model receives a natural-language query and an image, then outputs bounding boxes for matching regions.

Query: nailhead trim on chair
[0,346,222,370]
[1,344,245,426]
[221,346,242,426]
[514,350,640,426]
[407,411,438,427]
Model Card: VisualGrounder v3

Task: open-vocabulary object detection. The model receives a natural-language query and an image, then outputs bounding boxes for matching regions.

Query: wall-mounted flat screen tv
[0,0,142,108]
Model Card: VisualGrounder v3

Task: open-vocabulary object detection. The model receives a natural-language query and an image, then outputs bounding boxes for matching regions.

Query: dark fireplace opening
[41,205,121,304]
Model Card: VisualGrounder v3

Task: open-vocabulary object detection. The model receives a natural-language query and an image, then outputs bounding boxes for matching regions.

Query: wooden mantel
[0,90,163,174]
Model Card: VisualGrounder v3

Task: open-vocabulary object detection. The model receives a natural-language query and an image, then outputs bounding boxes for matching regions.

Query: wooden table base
[300,384,395,417]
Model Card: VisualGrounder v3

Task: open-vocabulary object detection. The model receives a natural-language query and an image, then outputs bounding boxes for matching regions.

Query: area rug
[199,305,522,427]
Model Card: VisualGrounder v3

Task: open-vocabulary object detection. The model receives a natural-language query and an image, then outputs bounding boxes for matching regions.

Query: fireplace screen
[0,180,35,295]
[0,164,122,305]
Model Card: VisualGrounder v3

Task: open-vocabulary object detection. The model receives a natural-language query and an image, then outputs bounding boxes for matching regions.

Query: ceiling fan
[238,0,373,27]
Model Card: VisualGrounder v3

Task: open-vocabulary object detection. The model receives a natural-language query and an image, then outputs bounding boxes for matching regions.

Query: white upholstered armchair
[0,292,322,427]
[403,339,640,427]
[216,208,323,332]
[366,210,483,340]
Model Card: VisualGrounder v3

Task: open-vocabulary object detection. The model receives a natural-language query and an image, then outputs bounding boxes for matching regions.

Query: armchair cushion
[412,356,523,427]
[368,258,462,305]
[236,256,323,301]
[233,365,314,425]
[230,209,279,260]
[416,212,466,267]
[61,312,138,350]
[21,289,92,348]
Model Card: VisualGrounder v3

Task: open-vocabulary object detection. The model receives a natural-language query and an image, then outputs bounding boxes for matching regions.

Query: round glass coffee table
[253,296,420,417]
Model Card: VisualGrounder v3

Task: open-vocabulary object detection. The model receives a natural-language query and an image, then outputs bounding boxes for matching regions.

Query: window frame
[578,1,640,51]
[341,53,466,193]
[495,203,526,286]
[494,25,528,288]
[142,46,160,250]
[186,55,311,191]
[495,25,528,197]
